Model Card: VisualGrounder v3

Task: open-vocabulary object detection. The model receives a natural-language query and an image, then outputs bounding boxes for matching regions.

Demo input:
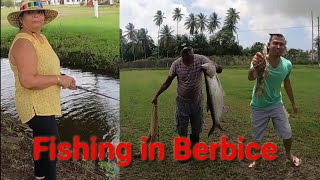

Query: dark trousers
[27,115,60,180]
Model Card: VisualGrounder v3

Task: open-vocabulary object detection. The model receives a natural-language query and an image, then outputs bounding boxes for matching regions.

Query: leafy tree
[209,27,242,55]
[4,0,13,7]
[285,48,310,64]
[250,42,265,55]
[192,33,209,55]
[315,36,320,50]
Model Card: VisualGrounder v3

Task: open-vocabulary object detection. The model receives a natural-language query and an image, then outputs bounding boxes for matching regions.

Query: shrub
[4,0,13,7]
[79,0,85,6]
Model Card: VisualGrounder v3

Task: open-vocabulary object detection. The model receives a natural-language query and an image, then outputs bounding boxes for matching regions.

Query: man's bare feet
[35,177,45,180]
[133,152,141,158]
[248,159,261,168]
[287,155,301,167]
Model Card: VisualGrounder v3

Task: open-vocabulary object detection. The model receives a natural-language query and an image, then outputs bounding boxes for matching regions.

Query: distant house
[14,0,104,5]
[61,0,82,5]
[45,0,105,5]
[46,0,87,5]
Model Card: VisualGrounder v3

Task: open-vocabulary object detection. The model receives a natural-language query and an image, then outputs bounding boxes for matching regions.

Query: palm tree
[196,13,208,34]
[224,8,240,43]
[207,12,220,35]
[125,23,136,41]
[137,28,152,59]
[184,13,198,36]
[159,25,174,57]
[125,23,138,61]
[120,29,127,59]
[153,10,166,58]
[226,8,240,24]
[196,13,208,45]
[172,7,184,36]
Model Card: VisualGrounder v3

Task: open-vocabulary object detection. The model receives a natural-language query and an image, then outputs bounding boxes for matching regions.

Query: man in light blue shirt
[248,34,300,168]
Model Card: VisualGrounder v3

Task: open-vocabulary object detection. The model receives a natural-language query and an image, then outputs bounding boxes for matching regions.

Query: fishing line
[60,73,119,101]
[76,86,120,101]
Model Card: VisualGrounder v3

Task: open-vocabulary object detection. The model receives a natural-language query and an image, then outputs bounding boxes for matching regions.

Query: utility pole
[94,0,99,18]
[311,11,314,62]
[318,16,320,67]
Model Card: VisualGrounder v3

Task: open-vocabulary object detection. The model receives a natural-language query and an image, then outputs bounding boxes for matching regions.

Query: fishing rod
[76,86,120,101]
[60,73,119,101]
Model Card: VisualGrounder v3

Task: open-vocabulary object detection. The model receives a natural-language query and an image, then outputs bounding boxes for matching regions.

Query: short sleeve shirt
[250,57,292,108]
[169,54,213,103]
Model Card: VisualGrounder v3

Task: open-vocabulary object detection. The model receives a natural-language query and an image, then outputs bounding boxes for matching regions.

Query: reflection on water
[1,58,119,144]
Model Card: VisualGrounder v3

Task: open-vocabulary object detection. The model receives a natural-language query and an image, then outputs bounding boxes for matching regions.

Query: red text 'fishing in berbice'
[33,135,277,167]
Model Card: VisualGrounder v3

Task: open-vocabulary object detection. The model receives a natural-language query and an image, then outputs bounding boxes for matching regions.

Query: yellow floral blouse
[9,33,61,123]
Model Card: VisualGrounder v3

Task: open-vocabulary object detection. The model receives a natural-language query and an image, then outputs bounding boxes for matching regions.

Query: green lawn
[1,5,119,72]
[1,5,119,37]
[120,66,320,179]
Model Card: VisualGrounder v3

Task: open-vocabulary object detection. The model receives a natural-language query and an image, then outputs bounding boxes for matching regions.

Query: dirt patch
[1,112,108,180]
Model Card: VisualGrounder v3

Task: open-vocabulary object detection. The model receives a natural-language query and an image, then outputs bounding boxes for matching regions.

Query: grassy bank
[0,112,115,179]
[1,5,119,73]
[120,66,320,179]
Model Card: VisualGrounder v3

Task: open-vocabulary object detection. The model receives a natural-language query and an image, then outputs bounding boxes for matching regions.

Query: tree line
[121,7,319,64]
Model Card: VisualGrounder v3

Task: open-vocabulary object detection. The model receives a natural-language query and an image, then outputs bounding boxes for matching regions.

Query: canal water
[1,58,120,145]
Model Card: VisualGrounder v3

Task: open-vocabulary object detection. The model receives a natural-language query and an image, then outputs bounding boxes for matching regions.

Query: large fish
[201,63,224,137]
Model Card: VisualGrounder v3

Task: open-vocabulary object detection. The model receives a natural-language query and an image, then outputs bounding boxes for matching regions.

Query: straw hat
[7,0,58,28]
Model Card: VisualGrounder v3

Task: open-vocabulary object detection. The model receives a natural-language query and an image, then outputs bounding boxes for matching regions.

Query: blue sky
[120,0,320,51]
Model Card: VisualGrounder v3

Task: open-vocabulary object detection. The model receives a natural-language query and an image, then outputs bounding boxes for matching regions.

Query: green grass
[1,5,119,72]
[120,66,320,179]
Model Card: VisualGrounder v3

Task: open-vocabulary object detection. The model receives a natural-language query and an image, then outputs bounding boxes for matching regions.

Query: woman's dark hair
[18,12,25,30]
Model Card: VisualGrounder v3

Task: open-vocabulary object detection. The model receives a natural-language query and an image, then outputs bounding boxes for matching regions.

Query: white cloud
[121,0,320,50]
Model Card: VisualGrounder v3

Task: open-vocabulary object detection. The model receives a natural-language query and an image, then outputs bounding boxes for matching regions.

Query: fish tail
[217,124,223,131]
[208,123,223,137]
[208,125,215,138]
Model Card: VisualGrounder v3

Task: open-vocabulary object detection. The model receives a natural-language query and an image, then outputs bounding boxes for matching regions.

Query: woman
[7,1,76,179]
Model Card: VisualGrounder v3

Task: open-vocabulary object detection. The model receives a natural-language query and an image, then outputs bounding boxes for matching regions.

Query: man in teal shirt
[248,34,300,167]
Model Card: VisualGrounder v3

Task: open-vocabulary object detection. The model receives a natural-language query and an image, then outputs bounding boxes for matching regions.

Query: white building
[46,0,89,5]
[62,0,82,5]
[14,0,102,5]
